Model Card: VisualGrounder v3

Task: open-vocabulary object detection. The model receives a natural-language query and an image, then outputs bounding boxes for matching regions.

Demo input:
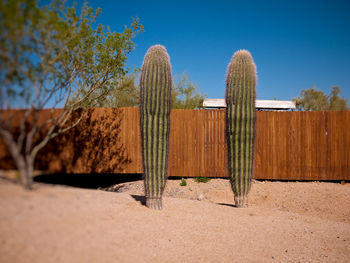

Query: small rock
[197,193,204,201]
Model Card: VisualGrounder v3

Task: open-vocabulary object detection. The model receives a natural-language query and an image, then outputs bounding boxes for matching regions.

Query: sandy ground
[0,176,349,263]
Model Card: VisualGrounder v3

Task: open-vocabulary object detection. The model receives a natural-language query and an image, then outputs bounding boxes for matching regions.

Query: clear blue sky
[84,0,350,101]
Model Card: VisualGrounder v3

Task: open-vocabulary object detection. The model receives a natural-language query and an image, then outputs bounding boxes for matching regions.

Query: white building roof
[203,99,296,110]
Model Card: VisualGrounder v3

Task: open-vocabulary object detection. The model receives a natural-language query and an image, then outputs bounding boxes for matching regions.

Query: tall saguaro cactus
[139,45,172,210]
[225,50,257,208]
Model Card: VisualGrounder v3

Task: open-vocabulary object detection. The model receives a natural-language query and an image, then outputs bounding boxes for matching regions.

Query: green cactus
[225,50,257,208]
[139,45,172,210]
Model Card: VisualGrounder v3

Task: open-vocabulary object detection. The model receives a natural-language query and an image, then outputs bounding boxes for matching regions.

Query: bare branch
[30,111,85,160]
[17,108,34,151]
[0,127,24,170]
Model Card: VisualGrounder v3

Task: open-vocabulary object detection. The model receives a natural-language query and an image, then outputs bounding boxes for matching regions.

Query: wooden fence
[0,108,349,180]
[117,108,349,180]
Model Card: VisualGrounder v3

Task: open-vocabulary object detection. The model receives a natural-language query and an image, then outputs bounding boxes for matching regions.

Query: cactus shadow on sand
[217,203,236,208]
[130,194,146,206]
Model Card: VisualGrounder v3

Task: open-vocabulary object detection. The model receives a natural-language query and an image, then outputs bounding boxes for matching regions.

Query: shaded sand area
[0,177,349,262]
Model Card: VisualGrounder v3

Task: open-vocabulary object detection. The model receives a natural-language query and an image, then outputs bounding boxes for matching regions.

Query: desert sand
[0,176,349,263]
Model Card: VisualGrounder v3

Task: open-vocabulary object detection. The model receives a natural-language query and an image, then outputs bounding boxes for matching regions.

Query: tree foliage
[293,86,349,111]
[85,71,206,109]
[104,71,139,107]
[172,73,206,109]
[328,87,349,110]
[75,70,140,108]
[0,0,142,189]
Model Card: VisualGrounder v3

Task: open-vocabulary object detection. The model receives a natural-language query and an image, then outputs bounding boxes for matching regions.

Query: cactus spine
[139,45,172,210]
[225,50,257,207]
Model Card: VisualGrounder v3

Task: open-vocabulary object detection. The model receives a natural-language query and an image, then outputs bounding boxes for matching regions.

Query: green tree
[328,86,348,110]
[86,71,205,109]
[172,73,206,109]
[85,70,140,108]
[109,72,139,107]
[0,0,142,189]
[293,86,348,111]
